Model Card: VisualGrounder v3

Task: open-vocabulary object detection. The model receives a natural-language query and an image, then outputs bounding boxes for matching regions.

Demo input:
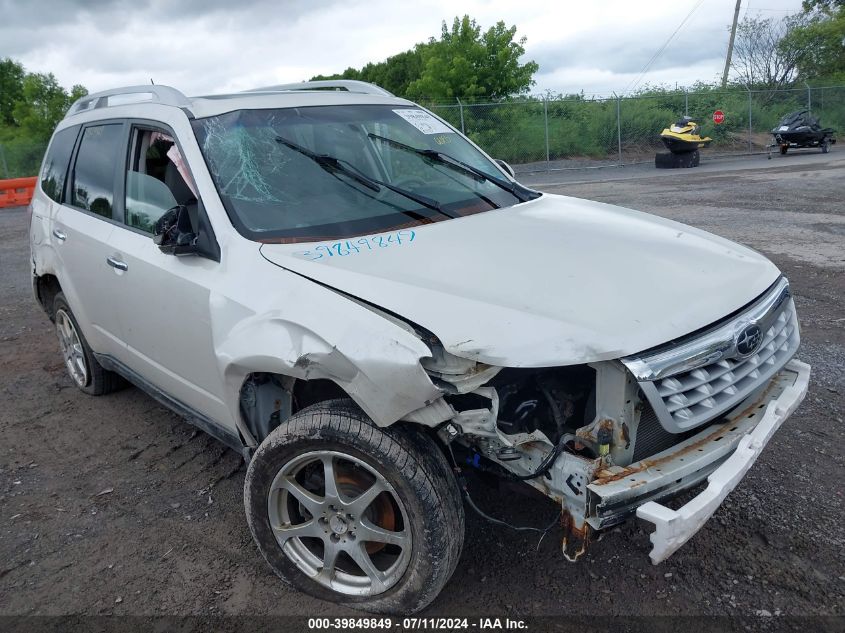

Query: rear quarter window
[40,126,80,203]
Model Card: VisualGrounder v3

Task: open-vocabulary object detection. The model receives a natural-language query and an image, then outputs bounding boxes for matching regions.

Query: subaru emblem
[735,324,763,357]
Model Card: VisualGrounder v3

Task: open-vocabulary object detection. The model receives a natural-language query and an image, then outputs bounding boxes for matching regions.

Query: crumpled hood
[260,193,780,367]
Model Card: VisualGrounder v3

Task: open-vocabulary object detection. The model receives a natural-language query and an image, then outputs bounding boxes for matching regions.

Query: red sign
[713,110,725,124]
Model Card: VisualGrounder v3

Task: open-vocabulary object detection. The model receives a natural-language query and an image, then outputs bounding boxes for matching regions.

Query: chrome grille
[655,300,797,425]
[623,278,801,433]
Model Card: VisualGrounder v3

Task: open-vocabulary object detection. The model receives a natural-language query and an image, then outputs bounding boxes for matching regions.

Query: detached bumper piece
[587,359,810,563]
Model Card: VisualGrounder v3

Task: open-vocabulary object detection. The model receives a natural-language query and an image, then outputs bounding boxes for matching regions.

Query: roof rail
[65,85,192,119]
[245,80,394,97]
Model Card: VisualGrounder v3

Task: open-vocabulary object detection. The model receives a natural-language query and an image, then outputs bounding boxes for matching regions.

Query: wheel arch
[237,368,459,464]
[217,312,444,448]
[34,273,63,320]
[238,372,353,445]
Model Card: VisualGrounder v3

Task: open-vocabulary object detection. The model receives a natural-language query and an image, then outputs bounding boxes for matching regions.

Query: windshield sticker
[392,109,453,135]
[294,230,416,261]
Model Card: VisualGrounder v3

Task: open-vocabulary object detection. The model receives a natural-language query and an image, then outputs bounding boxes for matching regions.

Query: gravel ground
[1,151,843,626]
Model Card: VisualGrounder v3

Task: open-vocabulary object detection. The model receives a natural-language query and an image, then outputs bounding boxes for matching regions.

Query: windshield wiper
[275,136,449,216]
[367,132,538,203]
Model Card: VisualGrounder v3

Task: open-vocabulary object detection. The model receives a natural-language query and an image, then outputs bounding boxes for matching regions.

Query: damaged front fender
[210,280,443,443]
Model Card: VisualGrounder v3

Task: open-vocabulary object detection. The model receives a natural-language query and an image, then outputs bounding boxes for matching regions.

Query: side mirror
[153,204,198,256]
[495,159,515,179]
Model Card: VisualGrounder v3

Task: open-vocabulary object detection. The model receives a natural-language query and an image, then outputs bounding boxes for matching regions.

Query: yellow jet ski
[660,116,712,153]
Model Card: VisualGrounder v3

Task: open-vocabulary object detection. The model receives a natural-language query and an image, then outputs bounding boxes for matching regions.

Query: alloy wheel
[267,450,412,596]
[55,309,88,388]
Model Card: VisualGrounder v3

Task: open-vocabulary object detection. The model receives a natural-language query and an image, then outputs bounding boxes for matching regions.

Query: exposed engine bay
[431,360,625,560]
[492,367,596,454]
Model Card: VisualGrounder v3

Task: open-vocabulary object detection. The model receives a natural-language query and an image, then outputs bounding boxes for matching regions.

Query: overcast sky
[2,0,804,100]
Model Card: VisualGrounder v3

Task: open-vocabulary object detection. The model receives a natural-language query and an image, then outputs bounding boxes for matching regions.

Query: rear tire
[52,292,124,395]
[244,399,464,614]
[821,140,830,154]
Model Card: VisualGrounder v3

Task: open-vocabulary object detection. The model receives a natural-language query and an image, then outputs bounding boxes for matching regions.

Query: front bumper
[587,359,810,563]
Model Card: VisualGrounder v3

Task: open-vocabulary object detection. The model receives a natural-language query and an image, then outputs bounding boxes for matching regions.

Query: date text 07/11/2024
[307,616,529,630]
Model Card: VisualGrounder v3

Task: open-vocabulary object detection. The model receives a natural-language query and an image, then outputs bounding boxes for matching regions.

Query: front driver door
[105,124,233,432]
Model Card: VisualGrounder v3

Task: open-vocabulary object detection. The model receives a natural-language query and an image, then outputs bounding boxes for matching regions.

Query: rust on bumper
[592,374,785,487]
[585,359,810,562]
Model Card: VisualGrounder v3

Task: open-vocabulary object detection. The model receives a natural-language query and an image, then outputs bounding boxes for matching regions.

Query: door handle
[106,256,128,272]
[52,229,67,241]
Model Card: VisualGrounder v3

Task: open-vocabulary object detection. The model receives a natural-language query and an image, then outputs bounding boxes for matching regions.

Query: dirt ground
[1,151,843,624]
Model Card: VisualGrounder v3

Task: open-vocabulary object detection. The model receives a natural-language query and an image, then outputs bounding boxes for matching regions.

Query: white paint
[262,192,780,367]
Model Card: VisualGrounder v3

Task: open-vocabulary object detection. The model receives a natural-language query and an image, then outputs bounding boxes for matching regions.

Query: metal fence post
[747,88,753,153]
[0,144,8,179]
[806,82,811,115]
[684,90,689,116]
[614,93,623,164]
[543,98,550,165]
[456,97,465,134]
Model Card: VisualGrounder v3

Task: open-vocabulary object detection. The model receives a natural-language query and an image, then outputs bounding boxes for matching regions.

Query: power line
[623,0,707,96]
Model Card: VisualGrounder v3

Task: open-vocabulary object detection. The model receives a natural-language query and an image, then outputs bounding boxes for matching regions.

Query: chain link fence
[0,140,48,180]
[2,86,842,179]
[428,85,845,172]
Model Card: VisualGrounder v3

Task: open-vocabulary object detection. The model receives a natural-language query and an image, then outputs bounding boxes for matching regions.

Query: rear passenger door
[31,124,79,286]
[53,122,128,358]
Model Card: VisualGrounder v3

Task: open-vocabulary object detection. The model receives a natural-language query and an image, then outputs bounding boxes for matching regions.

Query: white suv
[29,80,810,614]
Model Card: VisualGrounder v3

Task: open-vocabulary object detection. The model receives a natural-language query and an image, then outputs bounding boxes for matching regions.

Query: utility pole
[721,0,742,88]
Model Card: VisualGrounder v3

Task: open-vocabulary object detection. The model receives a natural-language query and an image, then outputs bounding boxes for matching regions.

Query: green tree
[364,50,424,96]
[312,16,538,101]
[0,58,25,126]
[802,0,844,10]
[12,73,87,143]
[311,66,361,82]
[406,16,538,101]
[313,49,425,97]
[788,3,845,80]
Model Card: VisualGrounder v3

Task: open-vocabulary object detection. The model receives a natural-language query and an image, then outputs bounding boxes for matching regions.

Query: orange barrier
[0,177,38,209]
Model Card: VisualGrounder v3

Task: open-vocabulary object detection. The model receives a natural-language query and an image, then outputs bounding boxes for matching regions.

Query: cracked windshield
[192,104,529,242]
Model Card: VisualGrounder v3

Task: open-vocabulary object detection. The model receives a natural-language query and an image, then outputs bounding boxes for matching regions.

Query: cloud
[531,30,728,77]
[1,0,805,98]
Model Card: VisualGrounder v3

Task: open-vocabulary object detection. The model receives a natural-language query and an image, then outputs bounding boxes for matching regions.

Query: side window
[124,127,197,233]
[71,124,123,218]
[40,126,79,203]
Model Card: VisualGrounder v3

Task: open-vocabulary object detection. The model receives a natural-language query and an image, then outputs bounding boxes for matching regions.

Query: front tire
[244,399,464,614]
